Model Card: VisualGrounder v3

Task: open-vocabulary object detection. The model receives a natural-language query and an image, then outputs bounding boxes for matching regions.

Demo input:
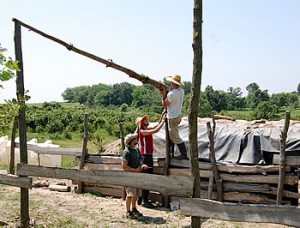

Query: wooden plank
[167,159,290,173]
[273,155,300,167]
[83,186,123,198]
[17,164,193,196]
[85,156,122,164]
[220,173,298,185]
[180,199,300,226]
[169,168,298,185]
[0,174,32,188]
[15,143,82,156]
[83,163,123,171]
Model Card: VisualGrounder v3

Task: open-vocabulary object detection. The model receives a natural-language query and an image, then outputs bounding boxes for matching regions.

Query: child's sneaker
[132,208,143,217]
[126,211,137,219]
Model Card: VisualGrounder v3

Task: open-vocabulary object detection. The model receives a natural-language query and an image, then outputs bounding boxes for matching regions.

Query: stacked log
[78,154,299,206]
[166,158,299,205]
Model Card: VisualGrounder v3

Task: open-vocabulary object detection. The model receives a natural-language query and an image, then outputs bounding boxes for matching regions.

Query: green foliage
[0,46,20,131]
[254,101,279,120]
[0,46,20,87]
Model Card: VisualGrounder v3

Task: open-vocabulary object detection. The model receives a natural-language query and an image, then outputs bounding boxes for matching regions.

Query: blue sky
[1,0,300,103]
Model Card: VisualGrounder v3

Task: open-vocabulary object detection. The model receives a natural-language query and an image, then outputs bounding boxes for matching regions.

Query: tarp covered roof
[153,117,300,165]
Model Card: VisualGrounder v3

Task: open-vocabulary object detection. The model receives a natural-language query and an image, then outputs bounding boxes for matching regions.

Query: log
[169,168,298,185]
[49,184,71,192]
[166,159,290,174]
[12,18,168,91]
[83,186,122,197]
[273,155,300,167]
[17,164,193,196]
[0,173,32,188]
[83,163,123,171]
[180,199,300,226]
[15,143,82,156]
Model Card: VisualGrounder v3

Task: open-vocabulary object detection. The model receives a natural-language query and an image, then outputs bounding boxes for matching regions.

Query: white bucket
[170,201,180,211]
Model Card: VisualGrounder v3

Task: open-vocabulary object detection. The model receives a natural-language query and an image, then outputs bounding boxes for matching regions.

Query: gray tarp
[153,118,300,165]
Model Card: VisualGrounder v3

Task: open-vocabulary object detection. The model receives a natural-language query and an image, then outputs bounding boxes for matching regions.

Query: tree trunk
[189,0,203,227]
[14,20,30,228]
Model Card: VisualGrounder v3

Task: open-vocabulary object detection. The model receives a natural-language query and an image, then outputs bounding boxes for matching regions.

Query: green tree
[297,82,300,95]
[254,101,279,120]
[203,85,227,112]
[0,46,20,130]
[226,87,245,110]
[246,83,270,108]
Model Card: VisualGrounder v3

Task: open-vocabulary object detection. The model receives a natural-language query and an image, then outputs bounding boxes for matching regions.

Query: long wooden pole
[76,113,88,194]
[206,117,223,201]
[12,18,168,91]
[14,20,30,228]
[189,0,203,227]
[276,111,290,204]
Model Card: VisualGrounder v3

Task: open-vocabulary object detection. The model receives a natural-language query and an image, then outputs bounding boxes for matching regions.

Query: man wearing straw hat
[160,74,188,160]
[121,133,149,219]
[135,112,166,208]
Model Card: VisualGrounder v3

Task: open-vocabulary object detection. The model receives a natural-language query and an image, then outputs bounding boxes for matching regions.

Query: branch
[12,18,168,91]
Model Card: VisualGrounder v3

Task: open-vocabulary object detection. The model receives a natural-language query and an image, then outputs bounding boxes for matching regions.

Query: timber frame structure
[0,17,299,227]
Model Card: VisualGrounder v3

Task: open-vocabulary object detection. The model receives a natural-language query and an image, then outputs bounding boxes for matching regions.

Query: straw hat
[166,74,184,86]
[125,133,138,145]
[135,114,150,128]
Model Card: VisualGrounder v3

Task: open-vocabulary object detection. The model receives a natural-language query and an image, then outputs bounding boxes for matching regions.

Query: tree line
[62,81,300,120]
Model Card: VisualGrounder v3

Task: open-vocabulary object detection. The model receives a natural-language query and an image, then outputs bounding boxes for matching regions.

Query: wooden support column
[13,18,30,228]
[119,122,126,200]
[9,117,18,174]
[206,116,223,202]
[163,118,170,207]
[119,122,125,151]
[76,113,88,194]
[276,111,290,204]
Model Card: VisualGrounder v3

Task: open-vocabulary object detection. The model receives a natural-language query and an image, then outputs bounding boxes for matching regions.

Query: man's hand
[159,86,170,96]
[141,164,150,171]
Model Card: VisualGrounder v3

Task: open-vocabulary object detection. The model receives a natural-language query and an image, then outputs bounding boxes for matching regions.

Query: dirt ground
[0,178,294,228]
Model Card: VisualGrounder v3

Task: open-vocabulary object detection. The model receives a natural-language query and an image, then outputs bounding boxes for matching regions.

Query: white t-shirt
[166,88,184,119]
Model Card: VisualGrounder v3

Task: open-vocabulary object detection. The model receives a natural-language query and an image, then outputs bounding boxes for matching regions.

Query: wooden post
[206,116,223,202]
[276,111,290,205]
[76,113,88,194]
[119,122,126,200]
[119,122,125,151]
[13,18,30,228]
[9,117,17,174]
[207,174,214,199]
[163,119,170,207]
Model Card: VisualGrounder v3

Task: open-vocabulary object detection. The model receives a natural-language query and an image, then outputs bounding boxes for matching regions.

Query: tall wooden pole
[14,19,30,227]
[189,0,203,227]
[76,113,88,194]
[276,111,290,204]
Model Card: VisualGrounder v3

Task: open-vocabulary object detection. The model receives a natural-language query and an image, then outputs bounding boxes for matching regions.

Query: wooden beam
[15,143,82,156]
[17,164,193,196]
[0,174,32,188]
[180,198,300,226]
[169,168,298,185]
[12,18,167,91]
[167,159,290,174]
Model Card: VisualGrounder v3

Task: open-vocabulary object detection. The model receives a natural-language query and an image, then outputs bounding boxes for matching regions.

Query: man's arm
[160,87,171,108]
[140,113,166,136]
[122,160,142,172]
